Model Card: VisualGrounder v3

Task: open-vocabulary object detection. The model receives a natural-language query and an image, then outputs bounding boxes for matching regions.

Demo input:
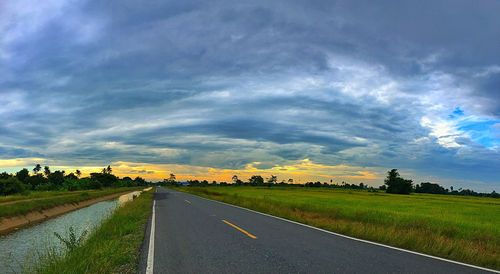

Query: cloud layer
[0,0,499,191]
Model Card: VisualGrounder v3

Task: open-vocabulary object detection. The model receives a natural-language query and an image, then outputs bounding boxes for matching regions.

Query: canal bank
[0,188,144,235]
[0,188,152,273]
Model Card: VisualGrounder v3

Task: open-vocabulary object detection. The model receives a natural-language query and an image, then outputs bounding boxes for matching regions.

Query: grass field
[180,186,500,270]
[0,188,142,219]
[33,189,153,274]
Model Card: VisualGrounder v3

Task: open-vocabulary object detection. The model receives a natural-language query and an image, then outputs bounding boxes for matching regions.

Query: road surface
[139,187,495,274]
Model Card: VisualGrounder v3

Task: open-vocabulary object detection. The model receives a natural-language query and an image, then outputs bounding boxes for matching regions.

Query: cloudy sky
[0,0,499,191]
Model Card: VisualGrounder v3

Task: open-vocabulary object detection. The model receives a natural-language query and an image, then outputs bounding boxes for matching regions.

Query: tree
[134,177,147,186]
[0,172,12,179]
[415,182,447,194]
[33,164,42,175]
[384,169,413,194]
[0,177,26,195]
[65,173,78,180]
[249,175,264,186]
[288,178,294,184]
[169,173,176,181]
[90,172,117,187]
[44,166,51,178]
[48,170,66,186]
[25,174,47,190]
[232,175,239,183]
[16,168,30,183]
[75,170,82,178]
[267,175,277,185]
[106,165,112,174]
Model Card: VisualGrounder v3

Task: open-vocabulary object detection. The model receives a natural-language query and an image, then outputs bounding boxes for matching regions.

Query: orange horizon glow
[0,158,383,185]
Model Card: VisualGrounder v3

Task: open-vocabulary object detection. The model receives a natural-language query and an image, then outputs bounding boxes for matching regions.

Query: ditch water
[0,191,143,273]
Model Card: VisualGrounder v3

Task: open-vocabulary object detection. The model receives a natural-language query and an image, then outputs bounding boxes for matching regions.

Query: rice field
[181,186,500,270]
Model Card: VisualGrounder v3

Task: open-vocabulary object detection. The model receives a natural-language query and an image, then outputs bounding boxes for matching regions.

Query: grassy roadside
[179,186,500,270]
[33,189,153,274]
[0,187,142,219]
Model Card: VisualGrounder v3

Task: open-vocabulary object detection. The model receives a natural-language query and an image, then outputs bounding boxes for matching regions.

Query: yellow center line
[184,199,191,204]
[222,220,257,239]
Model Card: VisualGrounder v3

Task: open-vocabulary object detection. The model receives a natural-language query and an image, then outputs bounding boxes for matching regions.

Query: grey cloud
[0,0,499,190]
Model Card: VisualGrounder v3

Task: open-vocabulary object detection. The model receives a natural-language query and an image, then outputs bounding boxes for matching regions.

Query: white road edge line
[173,188,499,273]
[146,199,156,274]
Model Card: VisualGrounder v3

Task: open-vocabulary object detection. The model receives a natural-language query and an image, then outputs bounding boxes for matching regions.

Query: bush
[0,177,27,195]
[415,182,447,194]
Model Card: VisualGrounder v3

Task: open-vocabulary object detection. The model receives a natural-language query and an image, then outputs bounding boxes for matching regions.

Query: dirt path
[0,193,82,206]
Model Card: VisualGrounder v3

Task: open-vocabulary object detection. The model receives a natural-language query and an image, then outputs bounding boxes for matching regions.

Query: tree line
[0,164,150,195]
[161,169,499,198]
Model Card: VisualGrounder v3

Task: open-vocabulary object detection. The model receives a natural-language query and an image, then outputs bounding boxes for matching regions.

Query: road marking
[222,220,257,239]
[146,199,156,274]
[176,190,499,274]
[184,199,191,204]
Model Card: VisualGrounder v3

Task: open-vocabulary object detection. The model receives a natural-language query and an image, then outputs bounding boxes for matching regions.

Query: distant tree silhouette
[0,172,12,179]
[65,173,78,180]
[384,169,413,194]
[415,182,447,194]
[16,168,30,183]
[49,170,66,186]
[25,174,47,190]
[75,170,82,178]
[249,175,264,186]
[232,175,243,185]
[44,166,51,178]
[33,164,42,175]
[267,175,277,185]
[134,177,147,186]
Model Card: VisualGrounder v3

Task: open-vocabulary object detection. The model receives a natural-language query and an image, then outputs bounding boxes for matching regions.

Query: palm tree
[44,166,51,178]
[33,164,42,174]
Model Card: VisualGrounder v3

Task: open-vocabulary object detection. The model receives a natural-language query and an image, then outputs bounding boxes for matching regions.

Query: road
[139,187,495,274]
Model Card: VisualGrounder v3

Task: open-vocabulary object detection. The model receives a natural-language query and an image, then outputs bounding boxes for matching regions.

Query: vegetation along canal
[0,191,142,273]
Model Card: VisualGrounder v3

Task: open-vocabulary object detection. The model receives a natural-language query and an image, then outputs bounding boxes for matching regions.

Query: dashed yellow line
[222,220,257,239]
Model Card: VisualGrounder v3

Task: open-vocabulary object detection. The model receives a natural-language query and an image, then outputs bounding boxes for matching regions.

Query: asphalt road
[139,187,495,274]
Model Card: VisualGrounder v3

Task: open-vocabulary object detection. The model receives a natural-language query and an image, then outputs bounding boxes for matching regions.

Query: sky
[0,0,499,191]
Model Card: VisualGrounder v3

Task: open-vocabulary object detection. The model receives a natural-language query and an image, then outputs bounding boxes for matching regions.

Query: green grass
[33,189,153,274]
[0,190,89,204]
[179,186,500,270]
[0,188,142,219]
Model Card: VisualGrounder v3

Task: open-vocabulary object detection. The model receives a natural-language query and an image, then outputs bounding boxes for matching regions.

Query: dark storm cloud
[0,0,499,190]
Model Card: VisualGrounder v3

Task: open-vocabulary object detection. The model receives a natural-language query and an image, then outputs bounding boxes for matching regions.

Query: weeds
[53,227,88,251]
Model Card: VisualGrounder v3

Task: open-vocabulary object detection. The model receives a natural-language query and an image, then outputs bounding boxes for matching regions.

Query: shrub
[0,177,27,195]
